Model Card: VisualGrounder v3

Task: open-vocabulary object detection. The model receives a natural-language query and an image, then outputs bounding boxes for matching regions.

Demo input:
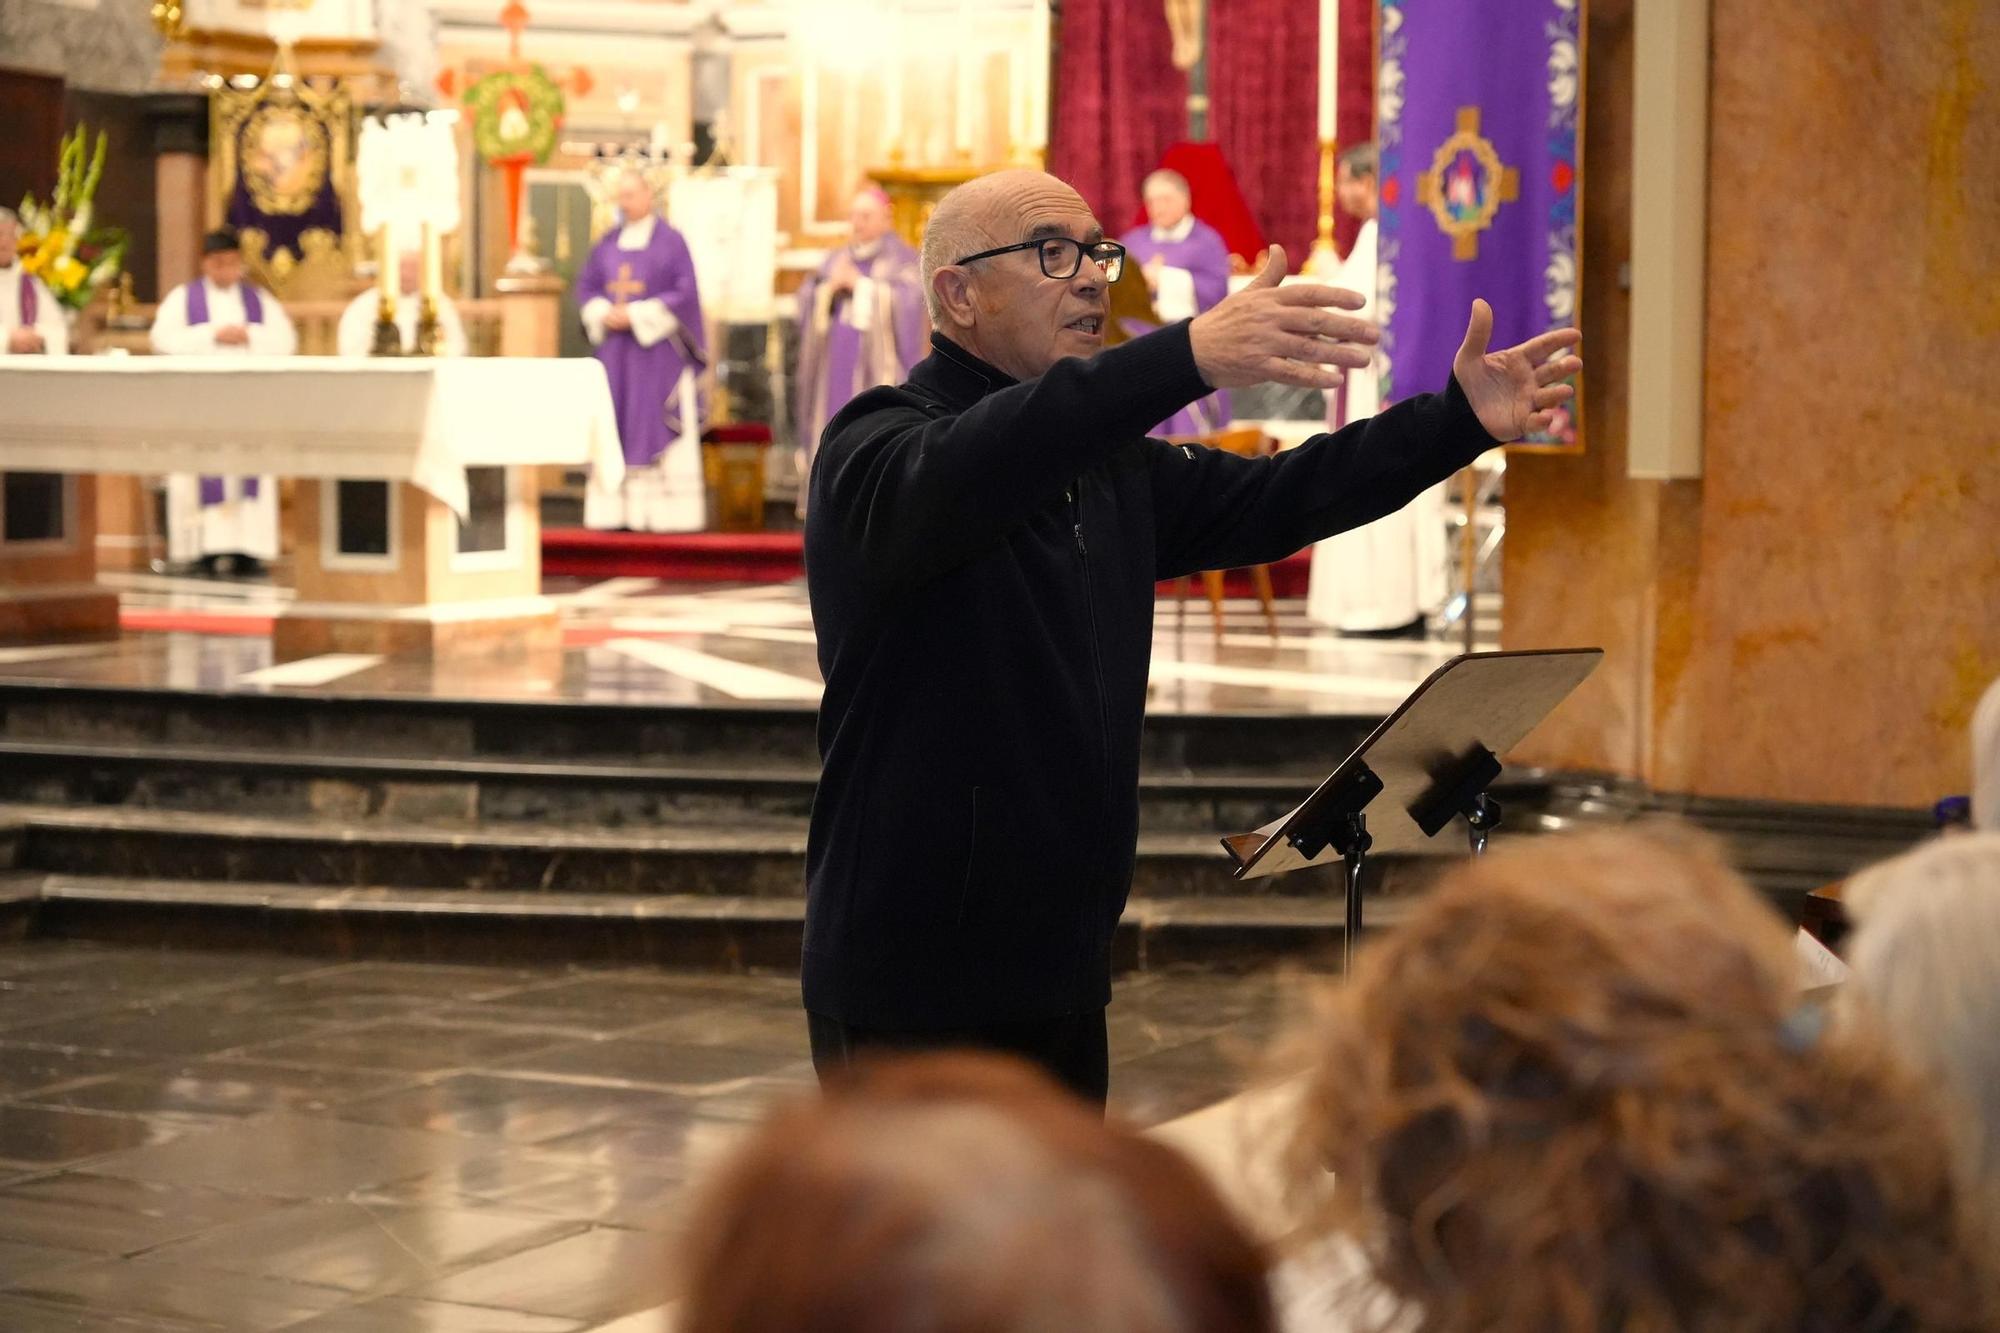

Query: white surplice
[150,279,298,563]
[1306,219,1450,631]
[0,264,69,356]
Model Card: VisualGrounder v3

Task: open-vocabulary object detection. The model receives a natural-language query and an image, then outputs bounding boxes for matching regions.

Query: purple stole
[186,281,267,505]
[18,271,36,325]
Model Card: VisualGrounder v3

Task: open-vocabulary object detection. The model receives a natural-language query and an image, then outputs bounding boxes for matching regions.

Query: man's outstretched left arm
[1151,300,1580,579]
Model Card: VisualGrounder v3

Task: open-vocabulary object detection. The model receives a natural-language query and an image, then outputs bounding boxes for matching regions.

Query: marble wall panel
[1506,0,2000,808]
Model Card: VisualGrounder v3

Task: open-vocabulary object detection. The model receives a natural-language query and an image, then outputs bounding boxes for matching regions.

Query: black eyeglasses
[954,236,1126,283]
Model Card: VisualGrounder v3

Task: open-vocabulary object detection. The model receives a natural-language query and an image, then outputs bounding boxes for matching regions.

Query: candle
[1318,0,1338,142]
[1032,0,1050,149]
[884,3,904,159]
[953,0,973,157]
[422,222,440,302]
[377,221,396,303]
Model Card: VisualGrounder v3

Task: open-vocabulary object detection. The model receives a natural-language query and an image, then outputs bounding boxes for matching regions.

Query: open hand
[1453,299,1582,441]
[1188,245,1375,391]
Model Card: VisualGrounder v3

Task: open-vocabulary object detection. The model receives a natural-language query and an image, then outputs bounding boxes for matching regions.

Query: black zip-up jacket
[802,323,1496,1028]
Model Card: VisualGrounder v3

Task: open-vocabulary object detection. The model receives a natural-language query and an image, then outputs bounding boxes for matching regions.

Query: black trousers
[807,1008,1110,1107]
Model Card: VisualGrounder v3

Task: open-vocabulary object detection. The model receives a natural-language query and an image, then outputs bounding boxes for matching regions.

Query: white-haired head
[1845,832,2000,1236]
[1973,676,2000,831]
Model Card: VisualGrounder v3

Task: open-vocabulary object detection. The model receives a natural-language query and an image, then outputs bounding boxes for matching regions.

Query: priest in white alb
[792,186,927,514]
[336,250,468,358]
[0,207,68,357]
[575,169,707,532]
[1307,146,1449,636]
[150,227,297,575]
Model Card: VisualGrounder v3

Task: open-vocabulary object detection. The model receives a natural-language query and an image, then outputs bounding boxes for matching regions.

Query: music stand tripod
[1222,649,1603,973]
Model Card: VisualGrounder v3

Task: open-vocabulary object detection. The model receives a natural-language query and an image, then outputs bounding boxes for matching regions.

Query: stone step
[0,682,1377,777]
[17,873,1406,974]
[0,740,1322,835]
[3,804,1424,901]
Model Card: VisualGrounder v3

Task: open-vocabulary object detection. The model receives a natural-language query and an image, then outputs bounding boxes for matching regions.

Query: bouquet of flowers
[16,125,129,312]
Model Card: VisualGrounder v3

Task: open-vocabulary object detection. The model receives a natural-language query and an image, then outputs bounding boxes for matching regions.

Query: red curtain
[1208,0,1375,263]
[1048,0,1375,263]
[1047,0,1186,227]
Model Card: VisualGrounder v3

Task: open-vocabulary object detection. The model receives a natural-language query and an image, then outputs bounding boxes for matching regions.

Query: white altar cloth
[0,357,625,520]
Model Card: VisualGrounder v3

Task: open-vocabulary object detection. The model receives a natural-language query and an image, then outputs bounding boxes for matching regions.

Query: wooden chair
[1168,425,1280,642]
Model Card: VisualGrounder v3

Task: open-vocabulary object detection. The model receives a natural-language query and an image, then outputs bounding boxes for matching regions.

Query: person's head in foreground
[200,227,245,290]
[1283,826,1998,1332]
[1142,169,1194,232]
[919,168,1121,383]
[1336,144,1378,222]
[0,206,21,267]
[1844,832,2000,1241]
[1972,675,2000,831]
[678,1052,1276,1333]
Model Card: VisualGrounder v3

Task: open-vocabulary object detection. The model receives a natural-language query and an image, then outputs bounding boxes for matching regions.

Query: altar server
[151,227,297,574]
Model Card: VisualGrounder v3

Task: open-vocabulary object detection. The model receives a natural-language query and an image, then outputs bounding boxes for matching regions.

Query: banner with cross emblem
[1376,0,1583,450]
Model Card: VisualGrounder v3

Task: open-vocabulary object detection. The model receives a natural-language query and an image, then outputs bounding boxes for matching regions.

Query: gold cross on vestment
[606,262,645,305]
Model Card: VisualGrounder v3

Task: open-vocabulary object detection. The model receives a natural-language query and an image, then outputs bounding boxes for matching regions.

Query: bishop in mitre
[574,169,708,532]
[0,207,69,356]
[1307,145,1449,636]
[150,227,298,575]
[1117,170,1232,436]
[336,250,468,357]
[792,186,927,515]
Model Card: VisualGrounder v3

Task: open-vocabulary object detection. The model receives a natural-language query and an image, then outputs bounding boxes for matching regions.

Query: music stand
[1222,648,1603,971]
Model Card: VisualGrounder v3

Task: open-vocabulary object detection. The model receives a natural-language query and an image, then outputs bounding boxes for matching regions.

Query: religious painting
[209,70,357,296]
[1376,0,1584,452]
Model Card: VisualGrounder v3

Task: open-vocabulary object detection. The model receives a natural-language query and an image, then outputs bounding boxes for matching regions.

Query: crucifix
[1164,0,1209,140]
[606,262,646,307]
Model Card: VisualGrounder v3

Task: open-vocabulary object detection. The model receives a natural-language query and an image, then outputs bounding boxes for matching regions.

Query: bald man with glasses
[801,169,1581,1102]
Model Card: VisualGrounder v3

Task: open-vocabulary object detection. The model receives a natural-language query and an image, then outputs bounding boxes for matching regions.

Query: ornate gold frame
[208,68,361,299]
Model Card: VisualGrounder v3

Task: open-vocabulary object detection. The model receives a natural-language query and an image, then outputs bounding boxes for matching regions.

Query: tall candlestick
[953,0,974,159]
[377,222,396,303]
[1032,0,1051,152]
[884,3,905,161]
[1317,0,1338,142]
[422,222,440,302]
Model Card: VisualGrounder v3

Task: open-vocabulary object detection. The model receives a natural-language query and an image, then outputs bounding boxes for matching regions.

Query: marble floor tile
[495,1036,809,1093]
[86,1113,504,1199]
[26,1061,421,1125]
[0,1104,185,1171]
[3,1255,352,1330]
[143,1199,588,1298]
[282,1296,587,1331]
[0,1044,159,1099]
[0,943,1274,1327]
[0,1172,296,1255]
[328,1074,693,1146]
[409,1227,677,1325]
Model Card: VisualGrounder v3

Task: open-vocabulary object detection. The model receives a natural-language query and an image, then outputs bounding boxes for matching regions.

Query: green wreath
[464,65,565,165]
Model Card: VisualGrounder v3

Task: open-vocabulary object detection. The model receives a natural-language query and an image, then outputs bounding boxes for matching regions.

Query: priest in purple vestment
[575,169,708,532]
[1116,169,1233,437]
[793,186,928,517]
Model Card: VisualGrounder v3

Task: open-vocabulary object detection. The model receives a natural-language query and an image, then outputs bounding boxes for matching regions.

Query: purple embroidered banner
[1376,0,1581,448]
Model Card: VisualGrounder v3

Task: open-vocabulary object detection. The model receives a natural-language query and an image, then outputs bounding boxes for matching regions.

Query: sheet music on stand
[1221,648,1603,968]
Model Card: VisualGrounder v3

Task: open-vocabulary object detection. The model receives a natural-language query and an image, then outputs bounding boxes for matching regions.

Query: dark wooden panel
[64,89,161,301]
[0,67,66,209]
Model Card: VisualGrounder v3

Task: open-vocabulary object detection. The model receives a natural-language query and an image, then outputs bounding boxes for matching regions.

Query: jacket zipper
[1070,482,1113,814]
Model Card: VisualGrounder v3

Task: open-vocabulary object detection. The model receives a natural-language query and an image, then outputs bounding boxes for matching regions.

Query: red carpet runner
[541,528,1312,597]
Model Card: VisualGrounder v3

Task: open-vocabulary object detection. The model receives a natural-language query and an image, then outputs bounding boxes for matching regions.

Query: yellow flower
[55,257,89,290]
